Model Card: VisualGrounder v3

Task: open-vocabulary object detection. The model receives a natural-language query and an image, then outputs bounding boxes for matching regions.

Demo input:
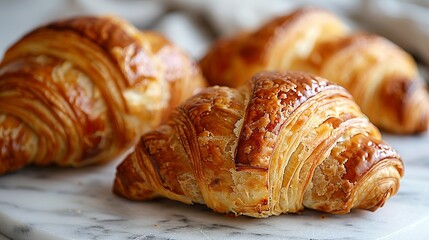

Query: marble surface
[0,134,429,240]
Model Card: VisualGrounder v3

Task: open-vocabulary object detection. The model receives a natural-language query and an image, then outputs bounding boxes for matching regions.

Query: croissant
[200,7,429,134]
[114,71,403,218]
[0,16,206,174]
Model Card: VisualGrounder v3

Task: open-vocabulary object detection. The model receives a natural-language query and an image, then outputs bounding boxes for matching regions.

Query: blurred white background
[0,0,429,66]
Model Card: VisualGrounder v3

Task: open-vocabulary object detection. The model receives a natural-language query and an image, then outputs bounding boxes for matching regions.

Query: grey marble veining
[0,133,428,240]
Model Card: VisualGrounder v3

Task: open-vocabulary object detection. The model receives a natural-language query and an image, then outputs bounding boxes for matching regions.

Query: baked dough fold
[0,16,206,174]
[114,71,403,217]
[200,8,429,134]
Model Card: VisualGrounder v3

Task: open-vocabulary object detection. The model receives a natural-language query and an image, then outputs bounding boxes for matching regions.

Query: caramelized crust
[235,72,333,167]
[0,16,206,174]
[114,71,403,218]
[200,7,429,134]
[200,8,347,88]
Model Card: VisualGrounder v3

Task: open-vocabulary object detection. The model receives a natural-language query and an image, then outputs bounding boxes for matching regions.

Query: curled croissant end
[200,7,429,134]
[0,16,206,174]
[114,71,403,218]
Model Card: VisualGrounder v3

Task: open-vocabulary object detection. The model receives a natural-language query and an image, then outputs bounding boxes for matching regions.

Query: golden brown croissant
[0,16,206,174]
[200,7,429,134]
[114,71,403,218]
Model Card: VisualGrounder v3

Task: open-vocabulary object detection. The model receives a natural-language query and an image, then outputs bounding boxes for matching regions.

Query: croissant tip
[367,190,392,212]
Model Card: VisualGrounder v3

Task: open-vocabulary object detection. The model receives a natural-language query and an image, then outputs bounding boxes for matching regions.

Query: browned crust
[379,75,429,133]
[201,6,429,134]
[113,70,403,217]
[200,7,332,87]
[235,71,338,167]
[238,8,322,64]
[0,15,206,174]
[341,134,403,182]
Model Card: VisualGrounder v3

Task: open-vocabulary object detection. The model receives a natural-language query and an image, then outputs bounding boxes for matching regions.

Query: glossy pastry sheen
[0,16,206,174]
[114,71,403,218]
[200,7,429,134]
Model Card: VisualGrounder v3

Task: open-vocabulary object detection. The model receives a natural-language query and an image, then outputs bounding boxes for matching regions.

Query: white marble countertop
[0,133,429,240]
